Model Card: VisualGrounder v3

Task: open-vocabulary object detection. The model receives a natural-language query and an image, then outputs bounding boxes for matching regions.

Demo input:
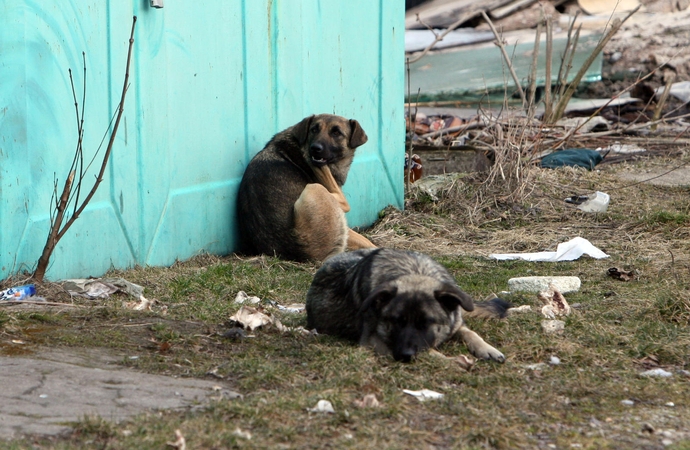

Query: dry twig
[33,17,137,281]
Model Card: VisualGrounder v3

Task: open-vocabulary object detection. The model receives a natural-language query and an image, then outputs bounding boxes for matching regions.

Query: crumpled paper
[229,305,311,335]
[62,277,144,299]
[229,306,273,331]
[489,237,609,262]
[61,277,155,310]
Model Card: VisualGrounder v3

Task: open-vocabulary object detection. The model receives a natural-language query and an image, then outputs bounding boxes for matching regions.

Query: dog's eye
[310,124,320,134]
[330,126,343,138]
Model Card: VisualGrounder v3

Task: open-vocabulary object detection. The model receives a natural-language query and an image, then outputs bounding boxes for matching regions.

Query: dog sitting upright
[237,114,376,262]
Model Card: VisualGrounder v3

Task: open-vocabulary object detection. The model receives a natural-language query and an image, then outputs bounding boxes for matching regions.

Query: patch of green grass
[646,210,690,226]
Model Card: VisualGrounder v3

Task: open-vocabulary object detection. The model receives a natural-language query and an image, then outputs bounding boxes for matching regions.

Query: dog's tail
[463,297,511,319]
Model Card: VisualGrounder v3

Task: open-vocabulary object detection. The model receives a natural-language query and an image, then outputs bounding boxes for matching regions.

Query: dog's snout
[310,143,325,158]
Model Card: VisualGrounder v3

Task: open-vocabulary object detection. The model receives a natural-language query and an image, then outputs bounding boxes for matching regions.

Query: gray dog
[306,248,509,362]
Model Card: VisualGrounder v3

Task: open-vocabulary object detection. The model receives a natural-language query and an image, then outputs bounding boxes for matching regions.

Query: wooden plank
[406,0,514,29]
[413,146,492,175]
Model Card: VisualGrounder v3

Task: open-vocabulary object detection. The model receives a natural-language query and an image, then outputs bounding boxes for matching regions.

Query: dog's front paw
[473,345,505,363]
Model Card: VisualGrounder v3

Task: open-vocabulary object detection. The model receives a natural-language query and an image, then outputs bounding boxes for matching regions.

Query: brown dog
[236,114,376,262]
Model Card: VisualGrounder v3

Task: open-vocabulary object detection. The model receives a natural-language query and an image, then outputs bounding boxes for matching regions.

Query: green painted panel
[0,0,404,281]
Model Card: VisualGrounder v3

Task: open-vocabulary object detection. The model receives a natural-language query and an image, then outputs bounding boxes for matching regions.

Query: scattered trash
[540,149,604,170]
[549,356,561,365]
[273,303,306,314]
[655,80,690,103]
[607,267,635,281]
[234,291,261,305]
[232,428,252,440]
[402,389,444,402]
[506,305,532,315]
[523,363,548,371]
[598,143,646,154]
[666,402,675,407]
[508,276,581,294]
[557,116,610,133]
[404,153,423,183]
[308,399,335,413]
[229,306,272,331]
[621,399,635,406]
[166,429,186,450]
[272,320,311,335]
[228,305,310,335]
[639,368,673,378]
[541,320,565,334]
[490,237,609,262]
[235,292,305,313]
[1,284,36,301]
[124,295,156,311]
[565,191,610,213]
[538,286,571,318]
[62,277,144,299]
[354,394,380,408]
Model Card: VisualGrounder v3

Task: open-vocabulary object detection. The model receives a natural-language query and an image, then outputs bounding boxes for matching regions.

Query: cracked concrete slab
[0,348,237,440]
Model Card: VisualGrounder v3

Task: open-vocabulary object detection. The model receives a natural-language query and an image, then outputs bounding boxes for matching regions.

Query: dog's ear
[348,119,368,149]
[359,283,398,315]
[434,285,475,312]
[293,115,314,146]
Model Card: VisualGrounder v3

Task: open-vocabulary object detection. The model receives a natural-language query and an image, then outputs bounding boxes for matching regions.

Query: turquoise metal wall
[0,1,404,281]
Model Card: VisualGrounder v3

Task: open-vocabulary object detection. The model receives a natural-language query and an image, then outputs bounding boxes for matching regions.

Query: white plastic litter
[639,368,673,378]
[403,389,444,402]
[308,399,335,413]
[490,237,609,262]
[577,191,610,213]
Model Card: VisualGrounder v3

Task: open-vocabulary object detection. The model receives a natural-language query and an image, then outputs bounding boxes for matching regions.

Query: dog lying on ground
[306,248,509,362]
[237,114,376,262]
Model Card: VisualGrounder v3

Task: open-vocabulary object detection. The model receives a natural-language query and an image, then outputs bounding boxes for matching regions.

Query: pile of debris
[404,0,690,178]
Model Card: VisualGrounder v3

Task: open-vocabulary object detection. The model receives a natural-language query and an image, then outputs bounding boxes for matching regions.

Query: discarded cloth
[540,149,603,170]
[489,237,609,262]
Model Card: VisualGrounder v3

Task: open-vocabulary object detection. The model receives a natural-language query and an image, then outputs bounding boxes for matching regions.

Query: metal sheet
[0,0,404,280]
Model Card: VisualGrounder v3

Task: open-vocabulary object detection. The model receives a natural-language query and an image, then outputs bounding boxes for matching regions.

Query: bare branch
[481,11,527,108]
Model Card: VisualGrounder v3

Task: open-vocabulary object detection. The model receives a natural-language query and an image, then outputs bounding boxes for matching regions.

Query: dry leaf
[166,429,186,450]
[607,267,635,281]
[538,286,571,318]
[354,394,380,408]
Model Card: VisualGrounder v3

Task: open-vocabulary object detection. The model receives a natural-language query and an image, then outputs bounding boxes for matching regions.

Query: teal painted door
[0,0,404,281]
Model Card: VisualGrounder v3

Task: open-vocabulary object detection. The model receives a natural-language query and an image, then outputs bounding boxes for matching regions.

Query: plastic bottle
[0,284,37,301]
